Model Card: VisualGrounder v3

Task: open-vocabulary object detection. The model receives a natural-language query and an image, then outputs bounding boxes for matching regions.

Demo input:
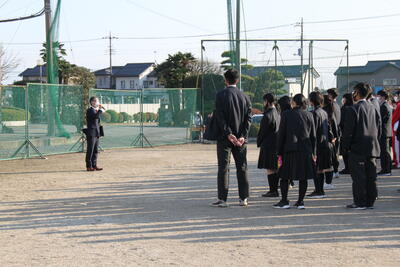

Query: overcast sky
[1,0,400,87]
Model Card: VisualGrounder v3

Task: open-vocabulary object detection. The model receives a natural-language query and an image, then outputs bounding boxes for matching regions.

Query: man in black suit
[211,69,252,208]
[85,96,105,171]
[342,82,381,210]
[377,89,393,176]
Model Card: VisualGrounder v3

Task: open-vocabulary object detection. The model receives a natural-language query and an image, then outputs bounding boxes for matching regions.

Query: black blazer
[380,101,393,138]
[86,107,103,137]
[342,100,381,157]
[312,107,332,150]
[277,107,316,156]
[340,105,352,132]
[257,107,280,150]
[215,86,252,140]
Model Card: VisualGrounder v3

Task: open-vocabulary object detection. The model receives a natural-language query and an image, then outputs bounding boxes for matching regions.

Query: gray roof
[335,60,400,75]
[19,64,47,77]
[242,65,319,78]
[94,63,154,77]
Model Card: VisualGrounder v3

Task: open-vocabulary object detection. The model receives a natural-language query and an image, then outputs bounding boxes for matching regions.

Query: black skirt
[258,147,278,170]
[317,144,334,171]
[279,151,316,180]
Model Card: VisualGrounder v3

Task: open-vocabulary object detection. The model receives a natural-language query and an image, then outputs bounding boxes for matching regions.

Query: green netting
[90,88,199,148]
[0,85,199,160]
[0,83,84,160]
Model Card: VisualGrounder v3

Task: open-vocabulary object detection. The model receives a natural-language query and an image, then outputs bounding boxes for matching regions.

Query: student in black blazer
[327,88,341,178]
[377,89,393,175]
[85,96,105,171]
[307,92,334,199]
[342,83,381,210]
[257,93,280,197]
[274,94,317,210]
[211,69,252,208]
[339,93,354,174]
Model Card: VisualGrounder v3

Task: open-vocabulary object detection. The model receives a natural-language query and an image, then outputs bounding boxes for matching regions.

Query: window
[120,80,125,89]
[130,80,135,89]
[149,80,154,85]
[99,77,103,86]
[383,79,397,86]
[143,81,149,88]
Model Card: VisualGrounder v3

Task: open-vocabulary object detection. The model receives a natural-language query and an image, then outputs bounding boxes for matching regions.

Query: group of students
[211,68,390,210]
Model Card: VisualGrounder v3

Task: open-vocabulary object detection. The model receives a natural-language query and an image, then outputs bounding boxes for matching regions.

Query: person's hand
[228,134,238,145]
[237,137,245,147]
[332,138,337,144]
[312,155,317,163]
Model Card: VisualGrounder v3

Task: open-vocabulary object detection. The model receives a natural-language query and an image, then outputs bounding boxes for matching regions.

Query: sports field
[1,144,399,266]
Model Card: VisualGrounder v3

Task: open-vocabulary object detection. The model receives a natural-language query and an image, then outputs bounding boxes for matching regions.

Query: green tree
[252,69,286,104]
[155,52,196,88]
[40,42,67,62]
[220,50,253,71]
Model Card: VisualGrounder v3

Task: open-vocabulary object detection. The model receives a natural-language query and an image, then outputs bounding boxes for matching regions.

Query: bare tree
[0,46,19,84]
[189,60,223,76]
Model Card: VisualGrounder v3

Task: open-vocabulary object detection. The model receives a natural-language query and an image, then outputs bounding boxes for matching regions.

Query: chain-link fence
[0,85,200,160]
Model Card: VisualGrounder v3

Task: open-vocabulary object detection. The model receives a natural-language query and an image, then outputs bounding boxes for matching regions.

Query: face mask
[395,96,399,103]
[342,99,346,105]
[92,100,99,108]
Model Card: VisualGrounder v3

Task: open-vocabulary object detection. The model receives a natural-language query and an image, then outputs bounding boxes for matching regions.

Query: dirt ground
[1,143,400,266]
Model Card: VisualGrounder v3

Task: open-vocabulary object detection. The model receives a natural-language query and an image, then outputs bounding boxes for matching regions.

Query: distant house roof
[243,65,319,78]
[335,60,400,75]
[19,64,47,77]
[94,63,154,77]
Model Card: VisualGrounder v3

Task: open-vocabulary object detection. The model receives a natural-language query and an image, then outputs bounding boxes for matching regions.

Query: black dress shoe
[346,203,366,210]
[261,191,279,198]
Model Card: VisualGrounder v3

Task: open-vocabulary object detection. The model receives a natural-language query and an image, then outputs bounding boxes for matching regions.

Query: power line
[0,0,10,9]
[123,0,212,33]
[304,12,400,25]
[0,7,44,23]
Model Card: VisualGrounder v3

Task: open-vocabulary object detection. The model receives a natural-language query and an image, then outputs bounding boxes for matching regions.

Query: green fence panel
[0,86,28,160]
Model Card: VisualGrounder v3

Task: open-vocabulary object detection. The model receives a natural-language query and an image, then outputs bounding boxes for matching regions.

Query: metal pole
[109,32,113,89]
[235,0,241,90]
[310,40,314,92]
[44,0,55,136]
[300,17,304,94]
[346,41,350,93]
[274,41,278,95]
[308,41,311,95]
[200,41,205,117]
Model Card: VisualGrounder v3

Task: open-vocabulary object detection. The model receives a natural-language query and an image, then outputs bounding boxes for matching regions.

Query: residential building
[94,62,161,89]
[335,59,400,93]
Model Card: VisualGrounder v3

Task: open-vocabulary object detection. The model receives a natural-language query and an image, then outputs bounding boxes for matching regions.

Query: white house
[94,62,162,90]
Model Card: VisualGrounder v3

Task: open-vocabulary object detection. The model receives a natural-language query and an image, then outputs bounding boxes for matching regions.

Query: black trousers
[349,152,378,207]
[86,136,99,168]
[217,139,249,201]
[342,152,349,171]
[380,136,392,173]
[333,142,340,172]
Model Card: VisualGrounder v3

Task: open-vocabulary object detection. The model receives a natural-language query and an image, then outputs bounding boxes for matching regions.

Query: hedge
[1,107,29,121]
[100,112,111,123]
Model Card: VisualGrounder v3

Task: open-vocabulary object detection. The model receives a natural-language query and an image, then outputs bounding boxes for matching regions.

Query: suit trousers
[349,152,378,207]
[86,136,99,168]
[217,139,249,201]
[379,136,392,173]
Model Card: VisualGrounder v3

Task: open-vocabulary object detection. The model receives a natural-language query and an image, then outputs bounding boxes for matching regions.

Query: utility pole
[235,0,241,90]
[273,41,278,95]
[103,32,118,89]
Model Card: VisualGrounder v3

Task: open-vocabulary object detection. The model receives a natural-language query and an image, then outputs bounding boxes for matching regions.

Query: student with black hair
[211,69,252,208]
[342,82,381,210]
[377,89,393,176]
[307,92,334,199]
[327,88,341,178]
[339,93,354,174]
[257,93,280,197]
[85,96,106,171]
[277,95,291,113]
[274,94,316,209]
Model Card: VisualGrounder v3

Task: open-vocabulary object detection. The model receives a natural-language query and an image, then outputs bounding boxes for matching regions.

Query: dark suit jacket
[257,107,280,150]
[86,107,103,137]
[342,100,381,157]
[215,86,252,140]
[312,107,332,150]
[380,101,393,138]
[340,105,352,132]
[277,107,316,156]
